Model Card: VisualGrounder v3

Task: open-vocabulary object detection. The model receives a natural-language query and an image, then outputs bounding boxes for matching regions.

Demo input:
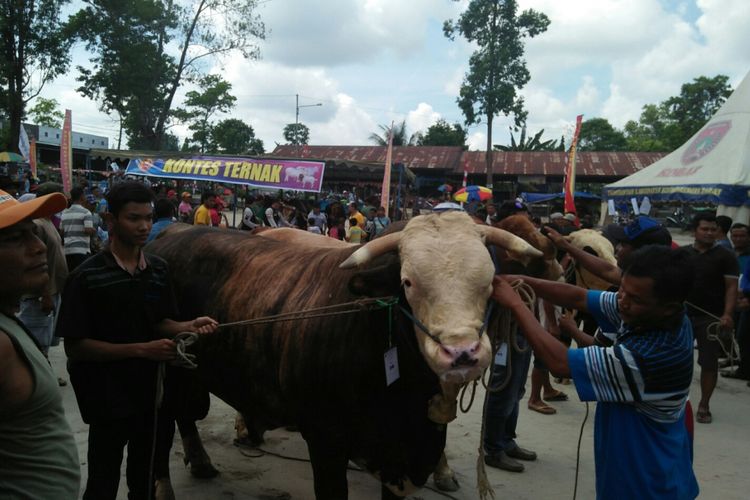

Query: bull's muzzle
[440,341,481,368]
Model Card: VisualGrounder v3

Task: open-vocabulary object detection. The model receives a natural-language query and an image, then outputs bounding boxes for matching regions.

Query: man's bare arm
[721,277,738,329]
[65,337,177,362]
[492,278,570,377]
[502,274,589,312]
[545,227,622,286]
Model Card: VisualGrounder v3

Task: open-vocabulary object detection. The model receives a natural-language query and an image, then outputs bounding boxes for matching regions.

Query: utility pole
[295,93,322,157]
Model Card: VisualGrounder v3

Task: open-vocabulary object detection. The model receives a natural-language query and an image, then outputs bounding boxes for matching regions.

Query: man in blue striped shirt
[494,245,699,499]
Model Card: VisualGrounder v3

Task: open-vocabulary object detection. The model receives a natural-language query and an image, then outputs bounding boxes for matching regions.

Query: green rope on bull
[375,297,399,347]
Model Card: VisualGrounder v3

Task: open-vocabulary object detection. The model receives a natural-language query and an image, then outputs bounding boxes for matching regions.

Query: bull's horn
[339,232,402,269]
[479,226,544,264]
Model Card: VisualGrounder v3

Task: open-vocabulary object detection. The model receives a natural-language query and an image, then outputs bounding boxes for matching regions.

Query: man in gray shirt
[61,186,95,271]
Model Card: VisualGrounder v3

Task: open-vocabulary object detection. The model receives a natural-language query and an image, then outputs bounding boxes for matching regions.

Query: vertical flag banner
[29,137,37,178]
[563,114,583,216]
[380,123,394,214]
[18,124,30,161]
[60,110,73,194]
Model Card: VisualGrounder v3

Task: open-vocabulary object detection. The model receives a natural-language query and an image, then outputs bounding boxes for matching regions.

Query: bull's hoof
[154,477,176,500]
[182,433,220,479]
[189,462,220,479]
[433,473,460,492]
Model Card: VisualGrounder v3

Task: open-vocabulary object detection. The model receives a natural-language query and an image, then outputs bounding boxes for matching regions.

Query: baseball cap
[550,212,564,220]
[563,213,577,222]
[608,215,672,247]
[0,189,67,230]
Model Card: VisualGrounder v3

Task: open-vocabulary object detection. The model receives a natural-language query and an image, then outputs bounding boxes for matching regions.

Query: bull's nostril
[451,351,478,368]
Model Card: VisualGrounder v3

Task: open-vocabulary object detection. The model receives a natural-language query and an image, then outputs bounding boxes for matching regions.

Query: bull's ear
[347,255,401,297]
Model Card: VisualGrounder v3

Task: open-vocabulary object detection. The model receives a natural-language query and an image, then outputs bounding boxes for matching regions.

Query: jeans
[16,294,61,355]
[483,332,533,455]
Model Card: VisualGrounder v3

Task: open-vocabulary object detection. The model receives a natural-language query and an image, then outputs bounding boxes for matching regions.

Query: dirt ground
[51,344,749,500]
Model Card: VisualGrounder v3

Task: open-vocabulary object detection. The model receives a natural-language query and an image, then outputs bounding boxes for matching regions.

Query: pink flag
[380,124,394,214]
[60,110,73,194]
[563,115,583,223]
[29,137,37,178]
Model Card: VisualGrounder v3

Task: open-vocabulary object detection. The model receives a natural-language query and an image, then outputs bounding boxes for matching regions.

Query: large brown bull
[148,211,542,499]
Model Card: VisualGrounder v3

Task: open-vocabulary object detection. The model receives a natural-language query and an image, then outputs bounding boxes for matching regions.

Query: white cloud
[406,103,441,135]
[468,131,486,151]
[259,0,460,67]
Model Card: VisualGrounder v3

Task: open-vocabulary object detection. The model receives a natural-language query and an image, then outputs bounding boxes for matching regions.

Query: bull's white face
[399,212,494,382]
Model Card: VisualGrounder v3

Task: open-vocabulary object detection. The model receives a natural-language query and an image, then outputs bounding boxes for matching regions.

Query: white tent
[603,70,750,223]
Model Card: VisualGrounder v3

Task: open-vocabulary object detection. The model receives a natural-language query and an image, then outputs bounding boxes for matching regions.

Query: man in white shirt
[307,204,327,234]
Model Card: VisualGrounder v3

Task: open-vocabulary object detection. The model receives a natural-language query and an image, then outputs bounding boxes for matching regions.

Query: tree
[212,118,264,154]
[577,118,628,151]
[173,74,236,152]
[283,123,310,145]
[493,126,560,151]
[71,0,265,150]
[622,75,732,152]
[28,97,65,128]
[0,0,73,151]
[623,104,674,152]
[663,75,732,148]
[444,0,550,186]
[368,120,418,146]
[417,119,467,148]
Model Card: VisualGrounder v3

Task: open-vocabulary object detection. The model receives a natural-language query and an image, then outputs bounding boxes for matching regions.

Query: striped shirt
[569,290,698,499]
[571,291,694,423]
[61,204,93,255]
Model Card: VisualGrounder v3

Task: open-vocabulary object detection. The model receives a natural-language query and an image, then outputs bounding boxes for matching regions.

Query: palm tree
[493,126,562,151]
[369,120,419,146]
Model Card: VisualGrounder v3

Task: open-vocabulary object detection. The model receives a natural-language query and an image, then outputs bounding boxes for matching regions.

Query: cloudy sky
[43,0,750,152]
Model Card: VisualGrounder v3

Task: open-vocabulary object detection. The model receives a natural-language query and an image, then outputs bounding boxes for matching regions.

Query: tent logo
[681,120,731,165]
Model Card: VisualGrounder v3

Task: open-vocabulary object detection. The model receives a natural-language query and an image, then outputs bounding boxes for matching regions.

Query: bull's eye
[403,279,412,288]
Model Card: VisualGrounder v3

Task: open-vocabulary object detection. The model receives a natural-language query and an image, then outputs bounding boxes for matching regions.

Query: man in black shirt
[682,213,738,424]
[57,181,217,500]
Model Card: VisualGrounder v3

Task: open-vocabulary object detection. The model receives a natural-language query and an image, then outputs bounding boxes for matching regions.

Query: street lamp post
[295,93,322,156]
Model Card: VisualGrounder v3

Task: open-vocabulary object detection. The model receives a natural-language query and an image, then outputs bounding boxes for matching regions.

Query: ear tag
[494,343,508,366]
[384,347,400,386]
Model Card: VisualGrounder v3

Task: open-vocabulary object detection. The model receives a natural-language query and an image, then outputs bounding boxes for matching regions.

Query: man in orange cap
[0,189,81,499]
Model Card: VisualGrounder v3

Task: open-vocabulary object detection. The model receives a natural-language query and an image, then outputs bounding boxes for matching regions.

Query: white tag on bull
[494,343,508,366]
[384,347,400,386]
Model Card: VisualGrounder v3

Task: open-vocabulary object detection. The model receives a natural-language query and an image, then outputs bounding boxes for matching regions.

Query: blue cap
[610,216,672,247]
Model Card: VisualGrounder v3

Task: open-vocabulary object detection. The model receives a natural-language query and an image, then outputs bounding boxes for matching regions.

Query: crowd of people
[1,177,748,499]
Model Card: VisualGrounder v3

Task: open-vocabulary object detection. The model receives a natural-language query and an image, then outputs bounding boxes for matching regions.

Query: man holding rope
[57,181,217,500]
[493,245,699,499]
[682,213,738,424]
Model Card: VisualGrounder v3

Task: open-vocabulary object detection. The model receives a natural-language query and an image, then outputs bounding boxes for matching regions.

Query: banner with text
[125,156,325,192]
[60,110,73,194]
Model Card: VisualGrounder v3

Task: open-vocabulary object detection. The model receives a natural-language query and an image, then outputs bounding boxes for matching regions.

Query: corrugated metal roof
[460,151,667,177]
[270,145,464,170]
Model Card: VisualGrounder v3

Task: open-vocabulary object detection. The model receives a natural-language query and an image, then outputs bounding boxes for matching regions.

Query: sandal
[528,401,557,415]
[696,407,712,424]
[543,390,569,402]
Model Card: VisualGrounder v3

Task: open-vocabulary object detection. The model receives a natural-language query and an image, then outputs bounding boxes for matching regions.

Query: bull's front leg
[305,435,350,500]
[433,452,460,491]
